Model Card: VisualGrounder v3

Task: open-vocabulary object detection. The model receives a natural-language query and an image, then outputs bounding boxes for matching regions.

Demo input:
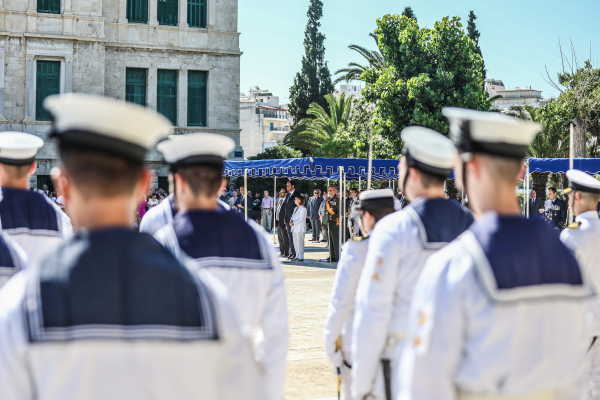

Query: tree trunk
[572,117,587,158]
[560,172,569,190]
[531,171,549,201]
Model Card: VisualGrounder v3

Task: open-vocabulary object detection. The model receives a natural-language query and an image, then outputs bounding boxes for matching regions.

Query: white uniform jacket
[399,212,594,400]
[352,197,473,400]
[0,188,72,265]
[324,235,369,396]
[0,232,28,289]
[291,205,307,232]
[140,194,231,235]
[154,208,288,400]
[0,228,265,400]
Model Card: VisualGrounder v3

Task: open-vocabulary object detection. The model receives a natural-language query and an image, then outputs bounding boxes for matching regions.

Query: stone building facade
[0,0,241,190]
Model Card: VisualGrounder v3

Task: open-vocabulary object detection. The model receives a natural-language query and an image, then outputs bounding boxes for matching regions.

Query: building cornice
[13,33,108,43]
[105,42,242,56]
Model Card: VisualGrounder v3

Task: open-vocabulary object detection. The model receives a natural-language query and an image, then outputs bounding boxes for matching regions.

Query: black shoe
[320,239,327,242]
[331,258,339,262]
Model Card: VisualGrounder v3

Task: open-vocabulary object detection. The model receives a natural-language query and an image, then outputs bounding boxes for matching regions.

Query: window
[158,0,178,25]
[38,0,60,13]
[234,151,243,158]
[125,68,147,106]
[157,177,169,191]
[157,69,178,125]
[270,123,274,131]
[188,0,206,28]
[127,0,148,23]
[37,175,55,192]
[187,71,207,126]
[36,61,60,121]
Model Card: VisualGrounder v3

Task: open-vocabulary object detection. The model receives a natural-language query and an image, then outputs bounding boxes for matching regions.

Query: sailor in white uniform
[560,169,600,399]
[0,232,28,289]
[0,132,72,264]
[0,94,265,400]
[352,127,473,400]
[398,108,593,400]
[153,133,288,400]
[324,189,396,399]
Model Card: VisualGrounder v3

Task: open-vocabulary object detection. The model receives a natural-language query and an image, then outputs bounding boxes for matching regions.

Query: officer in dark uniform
[545,186,567,230]
[323,185,340,262]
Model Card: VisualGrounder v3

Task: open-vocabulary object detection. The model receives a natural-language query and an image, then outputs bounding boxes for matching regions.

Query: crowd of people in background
[136,187,169,227]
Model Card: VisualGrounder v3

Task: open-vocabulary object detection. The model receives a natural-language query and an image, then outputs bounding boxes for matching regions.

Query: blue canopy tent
[223,157,402,258]
[524,158,600,218]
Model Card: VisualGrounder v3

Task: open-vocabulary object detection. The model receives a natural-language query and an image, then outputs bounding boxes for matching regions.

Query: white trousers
[292,231,305,259]
[582,338,600,400]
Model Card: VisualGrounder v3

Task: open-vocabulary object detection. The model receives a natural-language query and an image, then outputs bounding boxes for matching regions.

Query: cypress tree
[401,6,416,21]
[467,10,486,80]
[288,0,334,127]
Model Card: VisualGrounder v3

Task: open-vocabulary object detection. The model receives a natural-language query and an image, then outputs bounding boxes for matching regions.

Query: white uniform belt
[382,331,407,358]
[458,390,555,400]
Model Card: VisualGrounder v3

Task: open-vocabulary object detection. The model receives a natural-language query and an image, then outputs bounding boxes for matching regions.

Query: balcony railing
[270,126,290,131]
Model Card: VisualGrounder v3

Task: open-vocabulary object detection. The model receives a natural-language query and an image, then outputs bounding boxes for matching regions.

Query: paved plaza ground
[269,230,340,400]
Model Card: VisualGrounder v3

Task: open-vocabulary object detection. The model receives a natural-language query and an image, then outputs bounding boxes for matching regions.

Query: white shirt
[324,236,369,367]
[399,213,592,400]
[154,213,288,400]
[0,232,28,289]
[290,206,307,233]
[56,195,65,209]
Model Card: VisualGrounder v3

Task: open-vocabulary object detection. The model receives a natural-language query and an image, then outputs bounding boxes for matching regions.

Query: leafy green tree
[248,145,302,161]
[363,15,489,155]
[333,33,386,85]
[402,6,416,21]
[467,11,486,81]
[283,93,354,153]
[288,0,334,126]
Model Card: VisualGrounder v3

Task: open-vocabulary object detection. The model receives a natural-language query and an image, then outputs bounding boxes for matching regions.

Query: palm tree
[333,33,386,85]
[283,93,354,153]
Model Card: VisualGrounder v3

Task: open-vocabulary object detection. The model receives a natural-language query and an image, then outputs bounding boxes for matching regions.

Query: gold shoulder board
[567,221,580,229]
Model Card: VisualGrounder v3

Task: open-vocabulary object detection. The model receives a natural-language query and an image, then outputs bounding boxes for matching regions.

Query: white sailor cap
[44,94,173,163]
[358,188,395,210]
[157,133,235,169]
[0,132,44,165]
[564,169,600,195]
[401,126,457,178]
[442,107,541,159]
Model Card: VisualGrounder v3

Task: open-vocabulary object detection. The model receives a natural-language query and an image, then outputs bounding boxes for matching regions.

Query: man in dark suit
[307,189,324,243]
[545,187,567,230]
[527,189,543,217]
[275,188,289,257]
[284,181,297,259]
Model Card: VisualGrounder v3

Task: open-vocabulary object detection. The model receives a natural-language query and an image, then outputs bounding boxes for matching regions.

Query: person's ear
[29,162,37,177]
[135,168,152,200]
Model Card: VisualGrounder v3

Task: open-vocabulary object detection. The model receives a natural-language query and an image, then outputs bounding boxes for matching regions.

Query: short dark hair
[1,163,33,180]
[294,193,305,205]
[364,207,395,223]
[59,145,143,198]
[176,164,223,197]
[548,187,557,194]
[350,188,359,194]
[418,170,445,188]
[287,180,295,187]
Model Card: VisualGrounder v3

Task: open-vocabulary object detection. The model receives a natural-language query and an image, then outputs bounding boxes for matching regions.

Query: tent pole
[338,167,343,264]
[367,129,373,190]
[244,169,248,222]
[525,162,530,218]
[569,122,575,170]
[274,176,277,243]
[359,176,361,191]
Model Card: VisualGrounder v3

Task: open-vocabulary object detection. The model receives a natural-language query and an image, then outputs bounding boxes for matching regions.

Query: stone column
[207,0,216,29]
[24,55,36,122]
[149,0,158,26]
[26,0,37,33]
[178,0,188,28]
[62,0,74,34]
[118,0,128,24]
[147,66,157,110]
[65,57,74,93]
[178,66,187,128]
[0,53,7,124]
[63,0,72,14]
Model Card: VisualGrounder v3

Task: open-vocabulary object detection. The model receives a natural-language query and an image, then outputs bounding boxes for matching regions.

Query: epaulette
[352,234,369,242]
[567,221,580,229]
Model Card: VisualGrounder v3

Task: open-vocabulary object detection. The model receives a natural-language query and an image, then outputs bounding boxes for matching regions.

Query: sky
[238,0,600,104]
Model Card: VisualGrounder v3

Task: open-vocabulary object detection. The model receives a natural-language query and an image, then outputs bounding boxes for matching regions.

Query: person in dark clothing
[527,189,543,218]
[545,187,567,230]
[251,192,262,223]
[276,188,289,257]
[284,181,297,259]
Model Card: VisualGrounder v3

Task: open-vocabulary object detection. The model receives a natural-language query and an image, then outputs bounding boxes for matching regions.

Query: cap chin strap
[459,152,472,200]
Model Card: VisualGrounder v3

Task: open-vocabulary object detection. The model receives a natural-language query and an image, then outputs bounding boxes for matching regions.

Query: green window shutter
[187,71,207,127]
[125,68,147,106]
[37,0,60,14]
[36,61,60,121]
[158,0,178,26]
[157,69,178,125]
[127,0,148,23]
[187,0,206,28]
